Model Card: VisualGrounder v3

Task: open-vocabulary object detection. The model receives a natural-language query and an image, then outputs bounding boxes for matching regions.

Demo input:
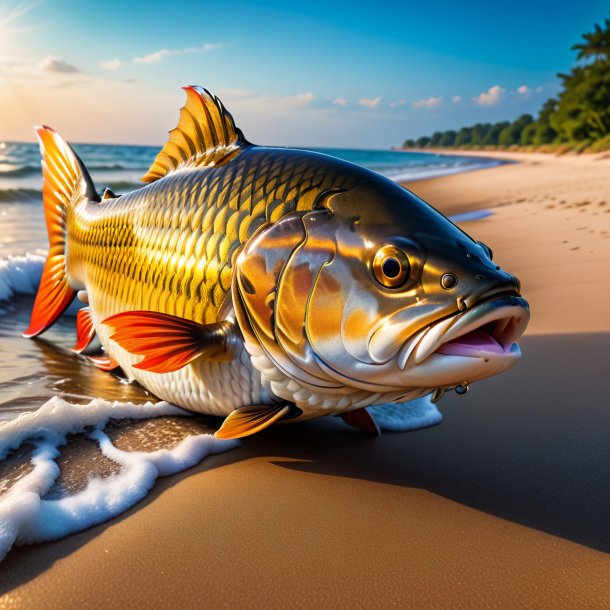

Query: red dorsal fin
[23,127,98,338]
[214,405,291,439]
[72,307,96,353]
[340,408,381,436]
[103,311,237,374]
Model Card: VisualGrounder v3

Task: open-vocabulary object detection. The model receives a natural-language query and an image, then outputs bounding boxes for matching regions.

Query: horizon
[0,0,607,148]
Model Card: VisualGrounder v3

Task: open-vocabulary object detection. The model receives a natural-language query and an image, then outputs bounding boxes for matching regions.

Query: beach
[1,151,610,608]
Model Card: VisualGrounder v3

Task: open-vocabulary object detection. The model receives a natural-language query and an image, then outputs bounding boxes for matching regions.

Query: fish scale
[63,149,358,411]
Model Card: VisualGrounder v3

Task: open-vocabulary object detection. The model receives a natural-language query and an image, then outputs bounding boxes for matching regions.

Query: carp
[24,86,529,439]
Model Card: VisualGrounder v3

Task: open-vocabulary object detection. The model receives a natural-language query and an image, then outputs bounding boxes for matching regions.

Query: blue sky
[0,0,607,147]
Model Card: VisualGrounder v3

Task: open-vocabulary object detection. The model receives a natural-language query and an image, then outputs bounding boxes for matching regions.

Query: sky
[0,0,608,148]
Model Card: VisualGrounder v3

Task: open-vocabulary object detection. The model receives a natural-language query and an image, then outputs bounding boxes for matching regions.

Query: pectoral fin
[340,408,381,436]
[215,405,291,439]
[103,311,237,374]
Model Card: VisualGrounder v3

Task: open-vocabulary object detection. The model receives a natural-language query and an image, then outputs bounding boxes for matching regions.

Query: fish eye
[373,246,410,288]
[477,241,493,260]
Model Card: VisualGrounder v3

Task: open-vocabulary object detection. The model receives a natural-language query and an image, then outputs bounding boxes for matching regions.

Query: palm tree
[572,17,610,62]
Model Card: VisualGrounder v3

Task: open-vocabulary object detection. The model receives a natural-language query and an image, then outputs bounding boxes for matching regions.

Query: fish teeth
[412,317,456,364]
[397,327,429,370]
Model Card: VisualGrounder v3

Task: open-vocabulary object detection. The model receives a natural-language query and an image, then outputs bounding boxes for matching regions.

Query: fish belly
[89,300,270,415]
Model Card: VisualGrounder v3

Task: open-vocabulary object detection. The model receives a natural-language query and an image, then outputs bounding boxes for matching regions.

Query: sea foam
[0,397,239,561]
[0,252,45,302]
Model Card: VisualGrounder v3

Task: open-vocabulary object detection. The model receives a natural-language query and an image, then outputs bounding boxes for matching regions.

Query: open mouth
[436,320,517,357]
[397,295,530,368]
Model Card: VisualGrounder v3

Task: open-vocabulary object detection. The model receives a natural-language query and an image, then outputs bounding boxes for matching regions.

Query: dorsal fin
[142,86,247,183]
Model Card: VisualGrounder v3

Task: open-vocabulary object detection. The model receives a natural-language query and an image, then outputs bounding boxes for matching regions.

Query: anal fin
[88,354,120,371]
[215,405,291,439]
[72,307,96,353]
[103,311,237,374]
[340,408,380,436]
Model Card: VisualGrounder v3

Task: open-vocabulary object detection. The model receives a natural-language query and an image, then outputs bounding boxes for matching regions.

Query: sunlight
[0,0,39,52]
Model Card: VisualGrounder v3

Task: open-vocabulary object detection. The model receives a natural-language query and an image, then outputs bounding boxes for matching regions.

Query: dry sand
[2,151,609,608]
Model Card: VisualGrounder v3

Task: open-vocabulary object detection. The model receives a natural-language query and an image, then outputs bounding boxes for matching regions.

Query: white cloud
[132,43,224,64]
[452,95,461,103]
[358,96,382,108]
[412,96,442,109]
[38,55,81,74]
[473,85,505,106]
[332,97,348,107]
[100,59,121,71]
[389,99,406,108]
[516,85,530,95]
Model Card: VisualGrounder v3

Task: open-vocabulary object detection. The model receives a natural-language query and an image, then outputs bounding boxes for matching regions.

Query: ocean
[0,141,498,557]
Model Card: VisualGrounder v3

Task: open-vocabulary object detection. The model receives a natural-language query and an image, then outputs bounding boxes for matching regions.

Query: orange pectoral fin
[72,307,96,353]
[103,311,236,374]
[214,405,291,439]
[340,408,381,436]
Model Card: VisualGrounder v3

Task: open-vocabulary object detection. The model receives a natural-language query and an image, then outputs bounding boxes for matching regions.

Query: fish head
[233,176,529,398]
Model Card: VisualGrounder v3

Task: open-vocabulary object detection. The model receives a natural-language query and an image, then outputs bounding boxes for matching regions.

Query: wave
[0,164,150,178]
[0,181,143,204]
[0,189,41,203]
[0,397,239,560]
[0,252,45,302]
[385,160,503,183]
[0,165,40,178]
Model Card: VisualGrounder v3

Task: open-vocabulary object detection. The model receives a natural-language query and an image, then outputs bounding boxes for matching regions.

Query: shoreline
[2,151,610,608]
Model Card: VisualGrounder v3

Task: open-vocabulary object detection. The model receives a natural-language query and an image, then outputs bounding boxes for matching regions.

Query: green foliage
[552,61,610,141]
[403,14,610,153]
[572,18,610,62]
[438,130,456,146]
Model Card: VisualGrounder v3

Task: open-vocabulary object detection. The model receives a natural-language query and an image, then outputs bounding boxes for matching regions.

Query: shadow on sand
[0,332,608,595]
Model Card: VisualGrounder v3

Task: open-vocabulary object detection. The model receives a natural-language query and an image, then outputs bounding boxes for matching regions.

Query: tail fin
[23,126,98,338]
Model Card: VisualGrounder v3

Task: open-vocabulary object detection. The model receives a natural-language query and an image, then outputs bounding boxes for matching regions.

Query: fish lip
[399,294,529,368]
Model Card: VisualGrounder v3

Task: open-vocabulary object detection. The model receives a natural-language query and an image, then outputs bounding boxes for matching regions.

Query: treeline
[404,15,610,153]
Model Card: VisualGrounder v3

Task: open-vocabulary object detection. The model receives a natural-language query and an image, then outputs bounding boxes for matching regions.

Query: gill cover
[232,209,348,393]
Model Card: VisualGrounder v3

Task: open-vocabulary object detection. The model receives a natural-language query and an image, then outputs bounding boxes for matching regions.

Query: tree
[520,123,537,145]
[552,62,610,141]
[430,131,444,146]
[482,121,510,145]
[438,130,456,147]
[403,139,416,148]
[498,114,534,147]
[572,17,610,62]
[454,127,472,147]
[416,136,431,148]
[531,98,558,144]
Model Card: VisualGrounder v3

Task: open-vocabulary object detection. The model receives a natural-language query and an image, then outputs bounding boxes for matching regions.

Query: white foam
[0,397,239,560]
[0,252,45,302]
[368,395,443,432]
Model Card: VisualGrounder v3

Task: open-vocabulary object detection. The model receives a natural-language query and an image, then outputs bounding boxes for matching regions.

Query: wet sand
[2,151,610,608]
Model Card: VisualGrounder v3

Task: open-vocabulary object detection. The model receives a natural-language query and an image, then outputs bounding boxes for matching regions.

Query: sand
[2,151,610,608]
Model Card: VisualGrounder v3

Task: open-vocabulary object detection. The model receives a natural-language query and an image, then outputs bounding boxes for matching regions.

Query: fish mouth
[398,295,530,369]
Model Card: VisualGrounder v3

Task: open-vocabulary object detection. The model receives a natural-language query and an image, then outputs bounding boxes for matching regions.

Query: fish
[23,85,530,440]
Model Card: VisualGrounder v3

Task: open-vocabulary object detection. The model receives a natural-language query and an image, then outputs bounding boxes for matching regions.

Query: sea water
[0,141,496,557]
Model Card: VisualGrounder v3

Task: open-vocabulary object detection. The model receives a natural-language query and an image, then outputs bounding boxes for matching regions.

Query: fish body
[25,87,530,438]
